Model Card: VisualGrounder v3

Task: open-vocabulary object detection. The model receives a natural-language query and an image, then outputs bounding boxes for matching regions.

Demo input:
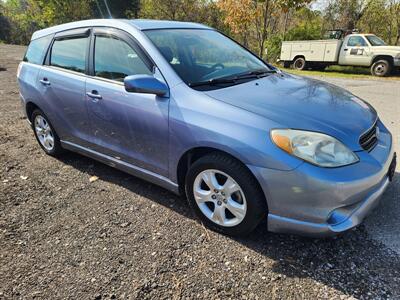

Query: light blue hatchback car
[18,19,396,237]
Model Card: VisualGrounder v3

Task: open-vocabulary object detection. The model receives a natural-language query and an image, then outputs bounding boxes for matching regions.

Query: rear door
[38,28,92,146]
[85,28,170,176]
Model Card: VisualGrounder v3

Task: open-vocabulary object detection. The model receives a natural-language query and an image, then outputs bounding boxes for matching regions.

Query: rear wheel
[293,57,307,70]
[283,61,291,68]
[185,153,267,236]
[31,109,64,156]
[371,59,391,77]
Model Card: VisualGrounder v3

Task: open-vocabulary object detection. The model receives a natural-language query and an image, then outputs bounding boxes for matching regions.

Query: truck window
[347,36,367,47]
[365,35,386,46]
[23,35,52,65]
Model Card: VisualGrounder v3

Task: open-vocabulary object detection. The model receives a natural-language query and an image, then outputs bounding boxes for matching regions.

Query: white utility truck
[280,30,400,76]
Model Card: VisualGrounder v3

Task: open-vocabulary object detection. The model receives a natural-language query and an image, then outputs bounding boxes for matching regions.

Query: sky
[311,0,330,11]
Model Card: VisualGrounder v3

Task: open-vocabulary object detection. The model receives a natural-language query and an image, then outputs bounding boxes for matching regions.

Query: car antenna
[103,0,113,19]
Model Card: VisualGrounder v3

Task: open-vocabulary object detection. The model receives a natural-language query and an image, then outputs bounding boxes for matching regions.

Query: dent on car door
[38,31,92,146]
[339,36,371,66]
[85,30,170,177]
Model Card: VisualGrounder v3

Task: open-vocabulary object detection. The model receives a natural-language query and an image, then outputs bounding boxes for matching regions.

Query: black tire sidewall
[185,153,267,236]
[31,109,63,156]
[294,57,306,70]
[372,60,391,77]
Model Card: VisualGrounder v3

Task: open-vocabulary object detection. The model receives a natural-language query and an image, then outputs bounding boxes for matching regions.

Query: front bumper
[249,120,395,237]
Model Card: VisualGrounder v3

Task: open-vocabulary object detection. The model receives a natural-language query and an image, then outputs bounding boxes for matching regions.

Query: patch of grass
[280,65,400,80]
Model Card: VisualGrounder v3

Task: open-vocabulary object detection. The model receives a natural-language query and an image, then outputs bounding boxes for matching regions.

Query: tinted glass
[24,35,52,65]
[94,36,152,81]
[145,29,270,85]
[50,37,88,73]
[347,36,367,47]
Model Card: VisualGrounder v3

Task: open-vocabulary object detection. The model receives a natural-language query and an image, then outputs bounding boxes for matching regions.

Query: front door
[85,29,170,176]
[339,35,371,66]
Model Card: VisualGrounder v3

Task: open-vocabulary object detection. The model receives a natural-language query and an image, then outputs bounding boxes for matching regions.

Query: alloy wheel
[34,115,54,151]
[193,169,247,227]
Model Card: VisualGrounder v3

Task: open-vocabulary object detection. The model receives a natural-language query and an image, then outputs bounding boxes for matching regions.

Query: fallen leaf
[89,176,99,183]
[20,175,28,180]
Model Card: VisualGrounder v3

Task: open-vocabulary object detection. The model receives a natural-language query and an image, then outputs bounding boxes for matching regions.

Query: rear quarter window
[23,35,52,65]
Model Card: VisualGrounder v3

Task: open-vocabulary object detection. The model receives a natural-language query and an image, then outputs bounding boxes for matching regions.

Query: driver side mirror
[124,74,168,97]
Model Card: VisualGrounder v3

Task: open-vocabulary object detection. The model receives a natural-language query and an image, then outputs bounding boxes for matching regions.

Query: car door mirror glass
[124,74,168,97]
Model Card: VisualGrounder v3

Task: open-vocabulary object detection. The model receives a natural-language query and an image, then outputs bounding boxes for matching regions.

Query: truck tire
[293,57,307,70]
[283,61,291,68]
[371,60,392,77]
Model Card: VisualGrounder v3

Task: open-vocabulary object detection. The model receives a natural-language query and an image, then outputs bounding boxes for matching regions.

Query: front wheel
[185,153,267,236]
[371,60,391,77]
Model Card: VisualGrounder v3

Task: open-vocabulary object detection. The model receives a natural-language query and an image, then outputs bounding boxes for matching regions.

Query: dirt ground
[1,44,399,299]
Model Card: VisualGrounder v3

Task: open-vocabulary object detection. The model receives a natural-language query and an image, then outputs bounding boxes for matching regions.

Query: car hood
[204,73,377,151]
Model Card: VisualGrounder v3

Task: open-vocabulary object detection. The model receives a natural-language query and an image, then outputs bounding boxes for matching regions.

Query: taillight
[17,62,23,78]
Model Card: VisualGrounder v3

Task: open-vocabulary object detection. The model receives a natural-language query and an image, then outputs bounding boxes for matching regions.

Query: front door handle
[40,78,51,86]
[86,91,102,100]
[343,48,349,51]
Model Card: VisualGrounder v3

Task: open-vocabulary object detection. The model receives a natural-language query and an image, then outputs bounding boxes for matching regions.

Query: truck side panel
[324,41,341,62]
[308,43,325,61]
[280,40,342,63]
[280,43,292,61]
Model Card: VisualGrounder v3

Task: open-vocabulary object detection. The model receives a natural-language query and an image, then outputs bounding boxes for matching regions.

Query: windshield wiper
[188,77,236,87]
[233,69,276,80]
[188,68,276,88]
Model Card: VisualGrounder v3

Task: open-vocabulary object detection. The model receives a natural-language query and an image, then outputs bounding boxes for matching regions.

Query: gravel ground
[1,44,399,300]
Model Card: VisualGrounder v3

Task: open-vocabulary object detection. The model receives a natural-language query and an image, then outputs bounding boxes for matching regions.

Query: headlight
[271,129,359,167]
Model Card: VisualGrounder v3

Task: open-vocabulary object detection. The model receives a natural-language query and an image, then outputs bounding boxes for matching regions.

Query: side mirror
[124,74,168,97]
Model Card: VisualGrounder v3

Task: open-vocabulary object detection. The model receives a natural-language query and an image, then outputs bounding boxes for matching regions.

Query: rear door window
[23,35,52,65]
[94,35,152,81]
[50,37,89,73]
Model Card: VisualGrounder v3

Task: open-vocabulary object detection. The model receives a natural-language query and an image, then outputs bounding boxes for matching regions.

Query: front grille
[359,121,378,151]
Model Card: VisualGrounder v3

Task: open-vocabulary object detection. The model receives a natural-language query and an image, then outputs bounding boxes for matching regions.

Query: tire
[31,109,64,156]
[293,57,307,70]
[283,61,291,68]
[371,59,392,77]
[185,152,267,236]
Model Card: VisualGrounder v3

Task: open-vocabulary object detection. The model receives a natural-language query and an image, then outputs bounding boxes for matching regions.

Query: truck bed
[280,39,342,62]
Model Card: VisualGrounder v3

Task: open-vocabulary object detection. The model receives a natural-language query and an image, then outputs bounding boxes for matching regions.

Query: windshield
[366,35,386,46]
[144,29,271,89]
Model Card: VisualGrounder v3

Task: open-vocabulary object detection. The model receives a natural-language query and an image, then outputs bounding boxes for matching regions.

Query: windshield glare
[145,29,270,87]
[366,35,386,46]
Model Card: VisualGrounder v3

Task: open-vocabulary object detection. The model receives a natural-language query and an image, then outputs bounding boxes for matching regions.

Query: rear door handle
[86,91,102,100]
[40,78,51,86]
[343,48,349,51]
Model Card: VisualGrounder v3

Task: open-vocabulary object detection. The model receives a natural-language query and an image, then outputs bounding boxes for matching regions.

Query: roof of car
[125,19,210,30]
[31,19,211,40]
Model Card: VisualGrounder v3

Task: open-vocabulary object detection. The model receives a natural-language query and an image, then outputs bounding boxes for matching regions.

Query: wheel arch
[292,55,306,63]
[176,147,266,206]
[371,55,394,66]
[25,101,41,123]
